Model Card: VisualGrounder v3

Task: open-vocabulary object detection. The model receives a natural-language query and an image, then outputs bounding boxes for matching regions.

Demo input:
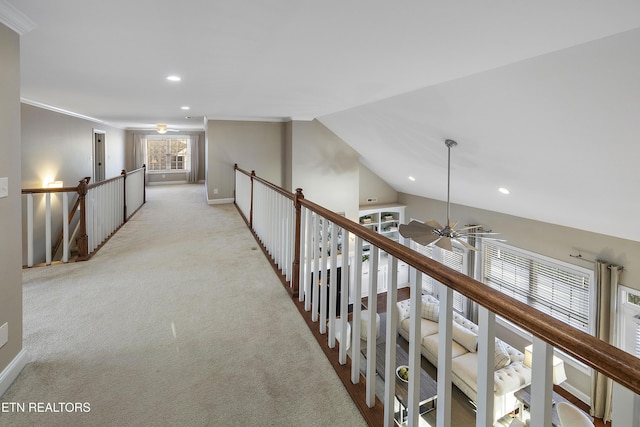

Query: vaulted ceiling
[5,1,640,242]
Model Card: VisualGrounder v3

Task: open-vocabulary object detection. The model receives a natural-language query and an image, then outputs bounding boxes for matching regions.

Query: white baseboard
[147,180,188,186]
[559,381,591,406]
[207,198,234,205]
[0,349,27,397]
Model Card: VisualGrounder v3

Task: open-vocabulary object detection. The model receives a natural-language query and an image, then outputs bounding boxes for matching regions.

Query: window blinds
[483,243,591,333]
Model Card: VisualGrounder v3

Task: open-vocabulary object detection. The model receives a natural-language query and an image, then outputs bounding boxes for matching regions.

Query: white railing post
[304,208,313,310]
[45,193,52,265]
[365,246,379,408]
[436,282,453,427]
[384,256,398,427]
[476,306,496,426]
[319,217,329,333]
[62,192,69,263]
[529,336,554,427]
[351,236,363,385]
[408,268,423,426]
[613,382,640,427]
[27,193,34,267]
[338,229,350,365]
[328,222,338,348]
[311,213,320,322]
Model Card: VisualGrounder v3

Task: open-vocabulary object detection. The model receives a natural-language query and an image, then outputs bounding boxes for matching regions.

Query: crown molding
[0,1,36,35]
[21,97,107,125]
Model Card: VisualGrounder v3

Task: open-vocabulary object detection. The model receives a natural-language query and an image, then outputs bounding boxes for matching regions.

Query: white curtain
[590,260,622,422]
[133,134,147,169]
[187,134,200,183]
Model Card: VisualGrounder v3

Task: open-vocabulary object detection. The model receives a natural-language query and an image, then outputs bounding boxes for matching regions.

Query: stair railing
[22,165,146,266]
[234,165,640,427]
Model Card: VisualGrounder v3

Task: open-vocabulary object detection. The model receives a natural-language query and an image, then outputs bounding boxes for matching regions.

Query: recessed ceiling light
[408,176,416,181]
[166,75,181,82]
[181,106,190,110]
[498,187,510,195]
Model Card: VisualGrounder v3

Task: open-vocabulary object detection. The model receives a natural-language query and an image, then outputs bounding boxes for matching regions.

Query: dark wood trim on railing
[51,177,91,259]
[76,178,89,261]
[297,197,640,396]
[291,188,304,299]
[233,166,640,404]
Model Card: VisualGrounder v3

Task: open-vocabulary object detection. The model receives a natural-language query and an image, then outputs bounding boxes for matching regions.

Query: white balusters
[384,256,398,427]
[62,192,69,263]
[436,282,453,427]
[27,194,34,267]
[45,193,52,265]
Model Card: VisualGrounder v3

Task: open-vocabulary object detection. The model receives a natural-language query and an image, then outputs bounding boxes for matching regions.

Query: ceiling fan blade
[448,220,459,229]
[425,219,443,230]
[412,233,441,246]
[399,221,436,237]
[455,238,478,252]
[435,236,453,252]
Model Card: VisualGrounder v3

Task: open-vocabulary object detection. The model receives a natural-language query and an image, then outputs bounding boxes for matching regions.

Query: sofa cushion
[494,339,511,370]
[399,317,439,341]
[422,333,469,364]
[452,321,478,352]
[421,301,439,321]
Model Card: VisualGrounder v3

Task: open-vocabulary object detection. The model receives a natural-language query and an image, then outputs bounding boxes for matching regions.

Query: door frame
[93,129,106,182]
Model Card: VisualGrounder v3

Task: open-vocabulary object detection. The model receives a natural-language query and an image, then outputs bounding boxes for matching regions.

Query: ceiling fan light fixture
[156,124,168,134]
[398,138,503,251]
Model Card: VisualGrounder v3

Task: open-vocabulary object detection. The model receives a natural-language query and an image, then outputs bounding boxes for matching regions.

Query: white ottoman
[332,318,351,350]
[360,310,380,340]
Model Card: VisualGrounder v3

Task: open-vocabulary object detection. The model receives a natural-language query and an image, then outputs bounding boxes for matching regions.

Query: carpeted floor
[0,184,366,427]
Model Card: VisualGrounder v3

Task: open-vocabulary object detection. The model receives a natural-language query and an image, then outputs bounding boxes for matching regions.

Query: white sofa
[397,294,532,423]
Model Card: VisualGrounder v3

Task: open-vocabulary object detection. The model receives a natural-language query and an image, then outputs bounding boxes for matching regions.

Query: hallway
[0,184,365,427]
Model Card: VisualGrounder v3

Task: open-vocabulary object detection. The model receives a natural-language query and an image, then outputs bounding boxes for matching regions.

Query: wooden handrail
[235,164,294,200]
[236,166,640,397]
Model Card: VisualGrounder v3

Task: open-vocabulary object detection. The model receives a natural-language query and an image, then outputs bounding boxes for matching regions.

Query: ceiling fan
[140,124,181,134]
[399,139,502,252]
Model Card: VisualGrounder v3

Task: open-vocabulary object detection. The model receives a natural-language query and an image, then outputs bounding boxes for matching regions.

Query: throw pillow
[494,339,511,370]
[452,321,478,353]
[421,302,439,322]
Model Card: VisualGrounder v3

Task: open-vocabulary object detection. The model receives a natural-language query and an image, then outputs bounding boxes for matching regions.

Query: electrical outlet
[0,322,8,348]
[366,197,377,203]
[213,188,219,195]
[0,177,8,198]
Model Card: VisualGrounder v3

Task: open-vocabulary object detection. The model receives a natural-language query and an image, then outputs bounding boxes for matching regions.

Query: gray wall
[21,103,126,265]
[206,120,285,201]
[0,23,23,382]
[290,120,360,220]
[399,192,640,288]
[359,162,398,207]
[22,103,126,188]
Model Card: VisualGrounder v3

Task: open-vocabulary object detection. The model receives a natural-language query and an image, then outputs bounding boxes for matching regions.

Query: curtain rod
[570,253,595,263]
[570,253,624,271]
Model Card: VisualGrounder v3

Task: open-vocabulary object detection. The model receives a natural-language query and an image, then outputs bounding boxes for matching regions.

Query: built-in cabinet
[354,204,408,298]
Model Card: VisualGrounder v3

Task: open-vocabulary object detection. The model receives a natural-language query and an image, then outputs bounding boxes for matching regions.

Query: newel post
[76,178,89,261]
[291,188,304,299]
[250,170,256,229]
[121,169,127,222]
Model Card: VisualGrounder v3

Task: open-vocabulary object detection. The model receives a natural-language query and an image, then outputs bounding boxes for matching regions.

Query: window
[617,286,640,358]
[146,136,191,172]
[411,240,469,314]
[483,242,593,334]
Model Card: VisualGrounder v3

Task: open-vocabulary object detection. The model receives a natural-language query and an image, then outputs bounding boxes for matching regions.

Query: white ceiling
[5,0,640,242]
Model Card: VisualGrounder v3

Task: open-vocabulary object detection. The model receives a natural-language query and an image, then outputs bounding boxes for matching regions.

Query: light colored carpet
[0,184,366,427]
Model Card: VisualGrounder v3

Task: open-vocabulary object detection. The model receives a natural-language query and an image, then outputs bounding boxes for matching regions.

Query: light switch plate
[0,177,8,198]
[0,322,8,348]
